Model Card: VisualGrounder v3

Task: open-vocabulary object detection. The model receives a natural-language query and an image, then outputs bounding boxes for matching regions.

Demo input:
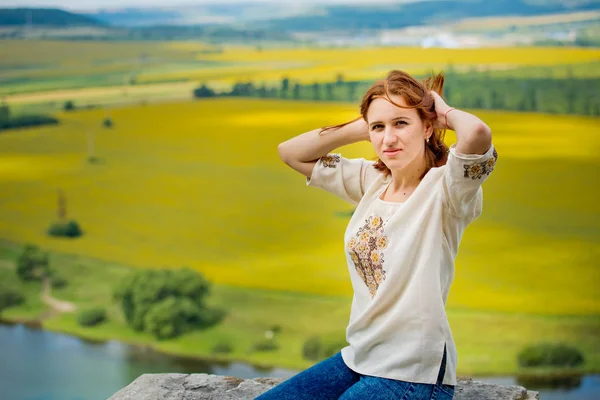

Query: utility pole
[87,130,95,160]
[57,188,67,222]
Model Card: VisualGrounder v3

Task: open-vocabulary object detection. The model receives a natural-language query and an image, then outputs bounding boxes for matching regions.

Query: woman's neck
[387,154,428,193]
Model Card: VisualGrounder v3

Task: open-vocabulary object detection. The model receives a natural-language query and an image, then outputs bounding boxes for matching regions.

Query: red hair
[318,70,449,178]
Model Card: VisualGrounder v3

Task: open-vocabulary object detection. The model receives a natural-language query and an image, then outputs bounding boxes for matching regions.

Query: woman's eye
[396,120,406,126]
[372,124,382,130]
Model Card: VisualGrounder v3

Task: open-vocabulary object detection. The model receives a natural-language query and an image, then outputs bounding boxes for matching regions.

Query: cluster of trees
[441,71,600,116]
[303,334,348,362]
[0,105,58,132]
[15,244,67,288]
[0,276,24,314]
[193,74,361,103]
[16,244,49,281]
[518,342,584,368]
[0,244,69,316]
[194,72,600,116]
[113,268,226,340]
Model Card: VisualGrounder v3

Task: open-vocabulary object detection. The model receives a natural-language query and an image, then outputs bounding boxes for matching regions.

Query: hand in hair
[429,90,452,130]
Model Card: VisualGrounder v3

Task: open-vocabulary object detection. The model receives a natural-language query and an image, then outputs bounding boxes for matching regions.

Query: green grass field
[0,97,598,317]
[1,239,598,375]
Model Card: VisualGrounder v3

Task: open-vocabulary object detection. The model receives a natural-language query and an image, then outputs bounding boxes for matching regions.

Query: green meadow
[1,238,598,376]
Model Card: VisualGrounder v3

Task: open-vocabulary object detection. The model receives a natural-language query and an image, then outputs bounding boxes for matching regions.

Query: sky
[0,0,394,11]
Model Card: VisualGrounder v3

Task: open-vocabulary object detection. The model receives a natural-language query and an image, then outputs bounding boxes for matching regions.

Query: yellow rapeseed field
[2,40,599,96]
[0,98,598,317]
[137,45,600,84]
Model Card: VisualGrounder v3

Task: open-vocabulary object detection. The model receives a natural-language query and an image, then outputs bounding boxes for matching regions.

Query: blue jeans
[255,344,455,400]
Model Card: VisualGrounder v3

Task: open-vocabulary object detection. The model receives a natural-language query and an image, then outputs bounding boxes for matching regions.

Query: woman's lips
[384,149,402,156]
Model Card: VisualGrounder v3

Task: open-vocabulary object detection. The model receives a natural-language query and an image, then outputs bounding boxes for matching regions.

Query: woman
[259,70,498,400]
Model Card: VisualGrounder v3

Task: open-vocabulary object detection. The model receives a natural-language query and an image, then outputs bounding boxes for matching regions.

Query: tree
[257,84,268,98]
[113,268,225,339]
[0,104,10,122]
[527,86,538,111]
[443,83,452,104]
[0,280,24,314]
[347,81,359,102]
[144,296,202,339]
[230,81,255,97]
[63,100,75,111]
[312,82,321,101]
[193,84,216,98]
[292,83,301,100]
[325,83,334,100]
[281,77,290,98]
[16,244,49,281]
[472,95,485,109]
[490,89,504,109]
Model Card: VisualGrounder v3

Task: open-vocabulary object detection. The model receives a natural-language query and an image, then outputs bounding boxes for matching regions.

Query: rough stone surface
[109,374,540,400]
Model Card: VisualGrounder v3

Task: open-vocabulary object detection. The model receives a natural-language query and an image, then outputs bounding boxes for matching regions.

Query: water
[0,323,298,400]
[475,375,600,400]
[0,323,598,400]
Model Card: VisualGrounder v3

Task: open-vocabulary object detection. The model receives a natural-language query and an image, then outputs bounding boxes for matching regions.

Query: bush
[0,114,59,131]
[47,220,83,238]
[193,84,216,98]
[322,338,347,358]
[0,281,25,313]
[212,341,234,354]
[270,325,282,335]
[77,308,107,327]
[51,275,68,289]
[103,118,113,128]
[16,244,49,281]
[0,105,9,121]
[252,338,279,352]
[302,334,347,361]
[64,100,75,111]
[303,335,321,361]
[518,342,585,368]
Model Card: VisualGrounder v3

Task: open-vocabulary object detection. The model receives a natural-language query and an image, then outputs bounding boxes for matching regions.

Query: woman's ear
[424,120,433,137]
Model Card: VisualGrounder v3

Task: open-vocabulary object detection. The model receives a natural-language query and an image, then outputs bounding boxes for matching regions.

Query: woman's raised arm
[277,118,370,179]
[430,90,492,155]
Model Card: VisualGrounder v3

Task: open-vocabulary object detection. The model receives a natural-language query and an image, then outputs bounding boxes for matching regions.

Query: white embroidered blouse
[305,142,498,385]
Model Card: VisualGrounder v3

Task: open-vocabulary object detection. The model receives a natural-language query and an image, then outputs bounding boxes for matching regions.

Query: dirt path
[41,276,77,314]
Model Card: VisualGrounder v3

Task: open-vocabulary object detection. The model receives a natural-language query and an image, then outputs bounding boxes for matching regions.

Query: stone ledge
[109,373,540,399]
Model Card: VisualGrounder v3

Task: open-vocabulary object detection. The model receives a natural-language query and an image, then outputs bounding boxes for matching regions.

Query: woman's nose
[383,128,397,144]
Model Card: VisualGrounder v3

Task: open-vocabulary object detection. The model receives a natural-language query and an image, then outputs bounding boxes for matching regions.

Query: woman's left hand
[430,90,452,130]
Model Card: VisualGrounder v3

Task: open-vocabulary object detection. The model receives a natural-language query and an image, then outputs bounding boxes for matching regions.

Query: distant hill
[0,8,105,27]
[84,8,183,27]
[78,0,600,29]
[263,0,600,32]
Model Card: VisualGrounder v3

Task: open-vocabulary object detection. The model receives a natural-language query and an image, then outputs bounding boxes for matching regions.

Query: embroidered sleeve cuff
[448,143,498,180]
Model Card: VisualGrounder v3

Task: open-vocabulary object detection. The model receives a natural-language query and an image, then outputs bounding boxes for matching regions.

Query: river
[0,323,597,400]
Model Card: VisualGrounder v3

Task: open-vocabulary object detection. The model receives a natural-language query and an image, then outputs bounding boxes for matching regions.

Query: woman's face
[366,94,431,171]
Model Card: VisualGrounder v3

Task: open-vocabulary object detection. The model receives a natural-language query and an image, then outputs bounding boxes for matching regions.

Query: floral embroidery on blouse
[320,154,341,168]
[347,215,389,299]
[462,148,498,179]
